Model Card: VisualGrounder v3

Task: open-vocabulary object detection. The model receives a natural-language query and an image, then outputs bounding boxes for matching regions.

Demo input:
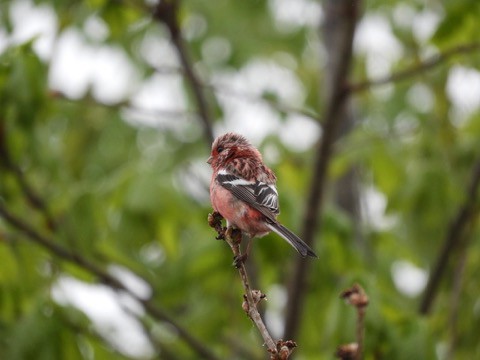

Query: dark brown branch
[0,122,56,230]
[284,0,360,341]
[0,203,219,360]
[348,43,480,93]
[153,0,214,145]
[419,159,480,314]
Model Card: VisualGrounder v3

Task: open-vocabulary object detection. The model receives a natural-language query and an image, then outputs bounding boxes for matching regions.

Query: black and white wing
[216,170,317,258]
[216,170,279,221]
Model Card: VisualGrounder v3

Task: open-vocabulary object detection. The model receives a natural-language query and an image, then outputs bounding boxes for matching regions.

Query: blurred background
[1,0,480,359]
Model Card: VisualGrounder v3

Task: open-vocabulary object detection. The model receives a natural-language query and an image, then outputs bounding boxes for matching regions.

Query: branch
[348,42,480,93]
[338,284,369,360]
[419,158,480,314]
[0,203,219,360]
[284,0,359,341]
[153,0,215,145]
[0,121,56,230]
[208,212,297,360]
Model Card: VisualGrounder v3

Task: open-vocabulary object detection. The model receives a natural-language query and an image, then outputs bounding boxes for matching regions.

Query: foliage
[1,0,480,359]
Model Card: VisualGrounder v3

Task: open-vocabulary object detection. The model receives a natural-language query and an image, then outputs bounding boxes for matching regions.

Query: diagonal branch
[419,158,480,315]
[348,42,480,93]
[0,121,56,230]
[153,0,215,145]
[283,0,360,341]
[0,203,219,360]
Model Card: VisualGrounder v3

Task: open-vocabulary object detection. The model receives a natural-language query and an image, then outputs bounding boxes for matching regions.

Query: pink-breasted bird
[207,132,317,258]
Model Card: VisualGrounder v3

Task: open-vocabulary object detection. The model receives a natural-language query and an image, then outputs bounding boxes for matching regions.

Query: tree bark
[283,0,360,342]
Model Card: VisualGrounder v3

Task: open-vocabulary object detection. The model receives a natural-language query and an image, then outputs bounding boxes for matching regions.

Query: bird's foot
[233,253,248,268]
[208,212,226,240]
[226,227,242,245]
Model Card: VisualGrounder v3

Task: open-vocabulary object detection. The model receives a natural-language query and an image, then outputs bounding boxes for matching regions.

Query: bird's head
[207,132,262,169]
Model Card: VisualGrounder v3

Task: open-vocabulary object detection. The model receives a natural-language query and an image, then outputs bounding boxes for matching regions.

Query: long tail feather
[267,223,317,258]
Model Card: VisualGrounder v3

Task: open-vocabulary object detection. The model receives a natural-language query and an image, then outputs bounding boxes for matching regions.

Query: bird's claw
[208,212,227,240]
[226,227,242,245]
[233,253,248,268]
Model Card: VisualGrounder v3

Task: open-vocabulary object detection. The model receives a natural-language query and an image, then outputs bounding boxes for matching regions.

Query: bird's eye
[217,145,224,153]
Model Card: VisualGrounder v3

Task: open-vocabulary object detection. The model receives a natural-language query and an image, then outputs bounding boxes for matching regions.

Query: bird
[207,132,317,259]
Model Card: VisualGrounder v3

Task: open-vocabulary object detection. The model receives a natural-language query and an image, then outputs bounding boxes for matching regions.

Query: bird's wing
[216,170,279,222]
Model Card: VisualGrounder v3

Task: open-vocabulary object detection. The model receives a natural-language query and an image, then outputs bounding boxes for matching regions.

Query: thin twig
[0,203,220,360]
[338,284,369,360]
[348,43,480,93]
[208,212,297,360]
[153,0,215,145]
[419,159,480,314]
[228,232,276,351]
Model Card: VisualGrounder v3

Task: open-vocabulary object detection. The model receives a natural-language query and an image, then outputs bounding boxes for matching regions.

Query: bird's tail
[267,222,317,258]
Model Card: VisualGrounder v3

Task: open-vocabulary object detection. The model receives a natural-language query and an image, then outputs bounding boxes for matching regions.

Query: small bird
[207,132,317,258]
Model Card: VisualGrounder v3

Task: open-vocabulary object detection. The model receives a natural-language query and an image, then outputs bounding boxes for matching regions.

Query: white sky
[51,273,155,358]
[2,0,476,358]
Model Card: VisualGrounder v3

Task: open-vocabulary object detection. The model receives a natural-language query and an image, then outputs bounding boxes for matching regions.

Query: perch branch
[208,212,297,360]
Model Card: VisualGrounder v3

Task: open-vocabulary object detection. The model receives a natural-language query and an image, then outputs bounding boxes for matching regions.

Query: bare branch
[419,158,480,315]
[208,212,296,359]
[348,43,480,93]
[0,203,220,360]
[153,0,215,145]
[284,0,360,341]
[340,284,369,360]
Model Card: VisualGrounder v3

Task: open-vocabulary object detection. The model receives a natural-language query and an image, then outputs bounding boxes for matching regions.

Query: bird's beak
[207,156,213,164]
